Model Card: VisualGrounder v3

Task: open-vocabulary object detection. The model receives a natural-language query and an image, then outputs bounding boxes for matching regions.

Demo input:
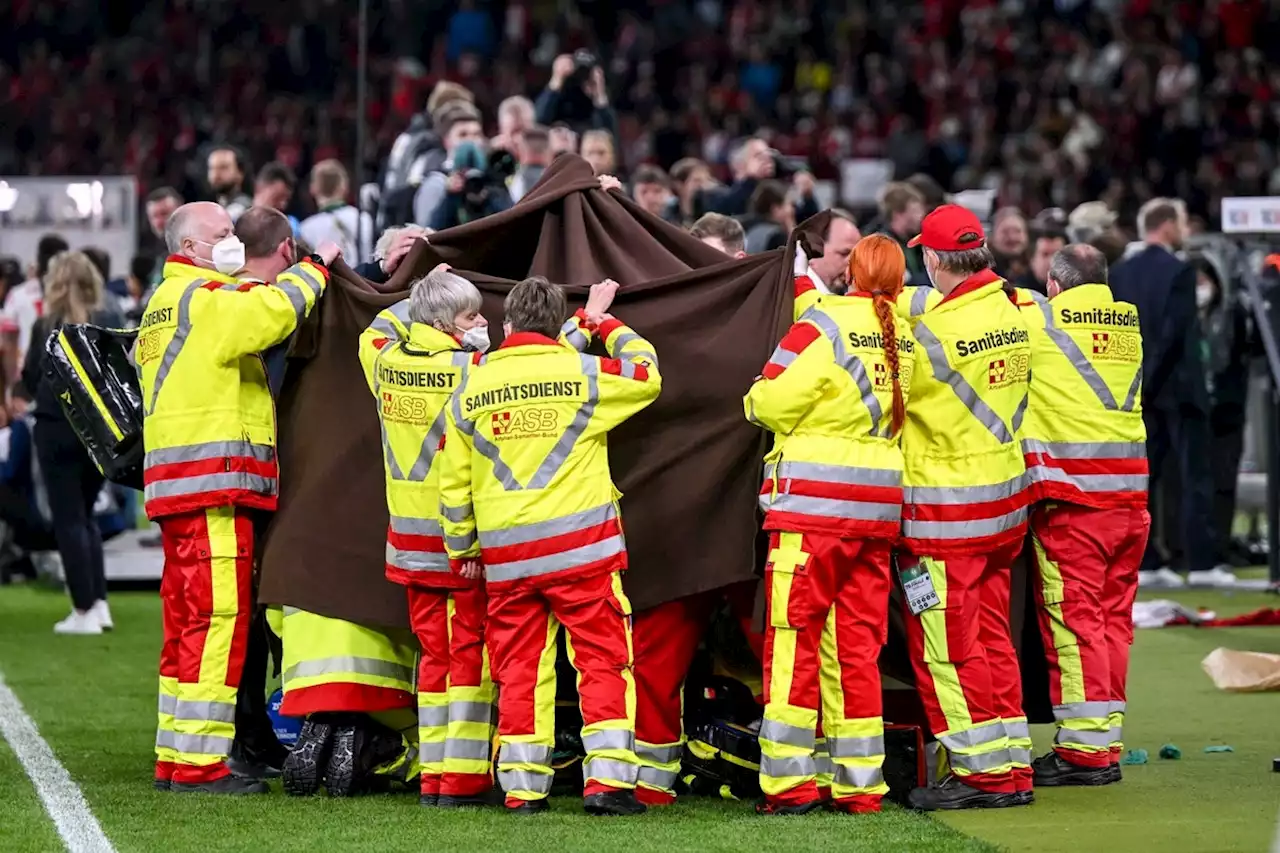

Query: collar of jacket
[497,331,560,351]
[1050,282,1113,306]
[162,255,240,286]
[938,268,1002,306]
[407,322,463,352]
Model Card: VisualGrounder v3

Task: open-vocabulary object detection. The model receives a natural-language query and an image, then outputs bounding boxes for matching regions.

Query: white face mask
[461,325,491,353]
[1196,284,1215,309]
[197,236,246,274]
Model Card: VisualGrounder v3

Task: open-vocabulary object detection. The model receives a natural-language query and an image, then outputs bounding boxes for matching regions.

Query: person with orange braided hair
[743,234,916,815]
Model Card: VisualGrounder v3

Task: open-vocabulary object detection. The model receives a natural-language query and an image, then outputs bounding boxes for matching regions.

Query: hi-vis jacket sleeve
[439,395,481,564]
[358,299,413,393]
[589,318,662,432]
[744,320,831,435]
[558,308,597,352]
[211,259,328,363]
[792,243,828,320]
[896,285,940,321]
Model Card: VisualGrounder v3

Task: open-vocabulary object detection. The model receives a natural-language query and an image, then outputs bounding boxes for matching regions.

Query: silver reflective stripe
[638,765,679,790]
[157,732,234,757]
[390,515,444,536]
[172,699,236,723]
[145,440,275,468]
[385,543,450,572]
[282,656,414,684]
[499,770,553,794]
[525,356,600,489]
[1110,701,1126,714]
[289,264,325,301]
[145,279,206,414]
[485,534,626,583]
[449,701,494,724]
[769,461,902,488]
[949,749,1010,773]
[380,418,407,480]
[914,321,1014,444]
[806,309,885,436]
[418,705,449,728]
[1121,368,1142,412]
[635,743,683,764]
[907,475,1025,506]
[769,493,900,522]
[814,753,834,776]
[1022,439,1146,460]
[560,317,589,352]
[582,729,635,753]
[903,508,1026,540]
[445,738,493,762]
[1037,299,1119,410]
[158,694,177,715]
[625,350,658,365]
[1109,726,1123,743]
[481,503,617,548]
[144,471,275,502]
[274,280,310,319]
[444,532,477,552]
[453,390,524,491]
[405,407,449,482]
[759,754,816,779]
[1031,467,1148,493]
[419,741,446,763]
[766,347,798,370]
[1055,728,1113,748]
[608,330,643,356]
[911,286,933,316]
[827,735,884,759]
[440,503,473,523]
[938,720,1005,750]
[1004,719,1030,740]
[758,719,815,749]
[1053,702,1112,722]
[834,765,885,790]
[499,742,553,765]
[1007,747,1032,766]
[370,300,413,339]
[582,757,639,785]
[1012,391,1029,433]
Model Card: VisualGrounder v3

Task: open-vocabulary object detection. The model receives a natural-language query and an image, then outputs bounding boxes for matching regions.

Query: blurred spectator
[0,256,23,308]
[493,96,536,154]
[413,102,487,227]
[508,127,551,203]
[1020,227,1068,295]
[20,250,122,635]
[807,210,862,293]
[3,233,67,386]
[208,146,252,222]
[581,130,617,176]
[81,246,129,306]
[536,53,618,141]
[990,207,1030,269]
[689,213,746,258]
[1067,201,1119,245]
[630,165,671,220]
[253,162,300,235]
[0,404,55,585]
[905,174,948,214]
[381,81,475,231]
[362,224,430,284]
[428,139,513,230]
[446,0,496,64]
[143,188,183,283]
[709,138,775,217]
[123,255,155,323]
[875,183,926,284]
[548,125,579,157]
[742,179,794,254]
[301,160,374,264]
[669,158,716,227]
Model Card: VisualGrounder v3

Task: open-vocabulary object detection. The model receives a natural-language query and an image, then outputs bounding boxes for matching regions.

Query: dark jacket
[740,216,787,254]
[878,227,929,286]
[428,188,513,231]
[22,309,124,422]
[1110,244,1207,415]
[534,87,619,140]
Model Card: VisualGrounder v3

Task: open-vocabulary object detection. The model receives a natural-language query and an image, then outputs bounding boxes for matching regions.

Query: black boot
[755,799,824,816]
[583,790,647,816]
[508,798,550,814]
[1032,752,1115,787]
[283,716,336,796]
[171,774,269,795]
[420,794,439,807]
[325,717,406,797]
[226,735,287,781]
[907,776,1021,811]
[438,789,503,808]
[1106,764,1122,784]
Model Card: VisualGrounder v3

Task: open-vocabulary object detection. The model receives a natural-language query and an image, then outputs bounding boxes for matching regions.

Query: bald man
[141,202,338,794]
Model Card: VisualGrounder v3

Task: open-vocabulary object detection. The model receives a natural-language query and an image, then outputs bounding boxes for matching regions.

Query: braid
[872,293,905,437]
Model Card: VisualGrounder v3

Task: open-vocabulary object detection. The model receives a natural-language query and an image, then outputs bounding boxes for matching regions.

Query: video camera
[769,149,809,180]
[453,143,516,214]
[568,49,599,88]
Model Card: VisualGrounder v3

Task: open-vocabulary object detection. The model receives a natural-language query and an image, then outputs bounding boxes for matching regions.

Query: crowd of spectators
[3,0,1280,236]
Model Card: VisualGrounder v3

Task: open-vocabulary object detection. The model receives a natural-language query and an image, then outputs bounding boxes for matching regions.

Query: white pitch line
[0,671,116,853]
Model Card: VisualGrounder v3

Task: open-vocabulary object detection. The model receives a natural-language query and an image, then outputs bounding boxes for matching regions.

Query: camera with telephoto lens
[569,49,599,88]
[769,149,809,180]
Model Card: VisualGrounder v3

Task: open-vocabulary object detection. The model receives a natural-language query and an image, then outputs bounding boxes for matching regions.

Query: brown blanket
[260,155,800,625]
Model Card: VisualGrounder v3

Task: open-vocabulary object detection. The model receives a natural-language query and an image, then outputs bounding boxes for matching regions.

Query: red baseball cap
[907,204,987,251]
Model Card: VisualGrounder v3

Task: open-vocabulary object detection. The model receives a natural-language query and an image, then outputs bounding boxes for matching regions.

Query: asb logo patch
[1092,332,1110,355]
[491,407,559,440]
[874,362,889,388]
[986,353,1030,389]
[988,358,1007,384]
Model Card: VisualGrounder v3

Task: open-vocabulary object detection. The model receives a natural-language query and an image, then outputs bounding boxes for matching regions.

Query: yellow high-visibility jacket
[360,304,601,587]
[900,271,1030,554]
[746,293,916,539]
[1014,284,1148,508]
[898,285,942,321]
[438,318,661,591]
[136,255,326,519]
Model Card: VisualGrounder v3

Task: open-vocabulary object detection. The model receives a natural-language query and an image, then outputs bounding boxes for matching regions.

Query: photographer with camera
[413,103,512,229]
[535,51,619,142]
[706,137,819,221]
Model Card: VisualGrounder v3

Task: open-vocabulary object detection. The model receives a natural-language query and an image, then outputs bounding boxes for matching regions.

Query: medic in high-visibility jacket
[1014,244,1149,788]
[744,234,916,816]
[897,205,1034,811]
[438,277,661,817]
[136,201,336,795]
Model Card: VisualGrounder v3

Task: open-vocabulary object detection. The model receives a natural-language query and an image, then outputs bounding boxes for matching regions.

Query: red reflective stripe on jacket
[1023,453,1149,509]
[596,318,625,341]
[146,490,276,519]
[600,357,650,381]
[386,528,446,554]
[759,476,902,506]
[763,509,900,540]
[143,455,277,486]
[480,517,621,567]
[795,276,817,297]
[905,491,1026,523]
[762,323,822,379]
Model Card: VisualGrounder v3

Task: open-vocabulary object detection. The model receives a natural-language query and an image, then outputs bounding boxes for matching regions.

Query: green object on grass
[1121,748,1149,765]
[1160,743,1182,760]
[1204,745,1235,753]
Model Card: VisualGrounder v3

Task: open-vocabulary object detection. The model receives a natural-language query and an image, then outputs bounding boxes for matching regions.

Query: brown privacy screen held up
[257,154,1049,719]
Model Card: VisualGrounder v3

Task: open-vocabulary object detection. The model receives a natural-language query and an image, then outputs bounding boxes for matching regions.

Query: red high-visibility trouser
[1030,503,1149,767]
[154,507,255,785]
[486,570,639,806]
[407,584,495,797]
[902,538,1027,793]
[759,531,892,813]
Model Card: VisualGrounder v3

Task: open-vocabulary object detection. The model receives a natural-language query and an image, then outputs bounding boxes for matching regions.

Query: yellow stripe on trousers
[444,595,497,779]
[819,599,889,799]
[496,613,559,801]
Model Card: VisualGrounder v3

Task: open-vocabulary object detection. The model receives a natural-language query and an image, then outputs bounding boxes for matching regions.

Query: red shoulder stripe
[794,275,817,297]
[779,321,822,354]
[600,358,650,381]
[372,337,391,350]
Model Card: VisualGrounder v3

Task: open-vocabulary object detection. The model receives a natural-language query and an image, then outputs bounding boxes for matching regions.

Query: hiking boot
[507,799,550,814]
[438,789,503,808]
[907,776,1020,811]
[325,725,358,796]
[283,717,336,797]
[1032,752,1114,787]
[756,798,824,816]
[583,790,647,816]
[326,717,406,797]
[171,775,269,795]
